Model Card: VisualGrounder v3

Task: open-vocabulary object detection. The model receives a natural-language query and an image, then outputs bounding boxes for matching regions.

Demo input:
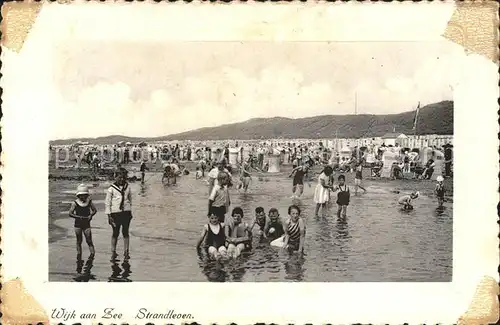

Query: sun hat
[412,191,420,198]
[436,175,444,182]
[76,184,89,196]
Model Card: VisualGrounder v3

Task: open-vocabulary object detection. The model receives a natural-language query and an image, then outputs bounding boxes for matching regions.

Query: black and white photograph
[48,41,456,282]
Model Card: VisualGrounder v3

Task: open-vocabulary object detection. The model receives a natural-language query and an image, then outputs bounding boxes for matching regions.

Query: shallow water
[49,167,452,282]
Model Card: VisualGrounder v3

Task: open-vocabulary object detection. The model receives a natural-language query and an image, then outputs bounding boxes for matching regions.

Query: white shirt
[105,182,132,214]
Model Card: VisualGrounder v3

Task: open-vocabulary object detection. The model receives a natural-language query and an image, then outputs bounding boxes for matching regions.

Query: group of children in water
[196,204,306,260]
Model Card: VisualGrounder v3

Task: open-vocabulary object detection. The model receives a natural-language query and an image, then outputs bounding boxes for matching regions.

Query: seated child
[398,191,419,210]
[196,213,227,260]
[250,206,268,237]
[225,207,251,258]
[195,166,203,179]
[264,208,285,240]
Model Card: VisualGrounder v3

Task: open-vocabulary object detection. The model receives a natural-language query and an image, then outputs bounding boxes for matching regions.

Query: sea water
[49,168,452,282]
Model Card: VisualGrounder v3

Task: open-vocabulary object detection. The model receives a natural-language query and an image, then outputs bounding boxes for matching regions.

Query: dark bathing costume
[74,199,92,229]
[286,220,301,251]
[267,219,284,239]
[206,223,226,249]
[436,184,445,198]
[337,184,350,206]
[293,167,306,186]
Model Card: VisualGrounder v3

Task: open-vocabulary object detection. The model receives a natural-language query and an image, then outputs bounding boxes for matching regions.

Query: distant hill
[51,100,453,145]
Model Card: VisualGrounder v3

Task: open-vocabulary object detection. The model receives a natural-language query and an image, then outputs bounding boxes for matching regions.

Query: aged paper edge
[0,1,499,325]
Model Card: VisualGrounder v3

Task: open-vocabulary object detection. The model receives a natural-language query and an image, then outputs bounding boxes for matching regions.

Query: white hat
[436,176,444,182]
[76,184,89,196]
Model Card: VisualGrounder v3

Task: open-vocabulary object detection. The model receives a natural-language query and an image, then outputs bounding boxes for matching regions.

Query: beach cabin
[339,147,352,161]
[267,153,281,173]
[381,133,407,147]
[380,151,399,178]
[228,148,240,169]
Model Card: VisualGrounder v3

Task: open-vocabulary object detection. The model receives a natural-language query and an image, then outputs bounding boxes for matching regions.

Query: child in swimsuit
[196,213,227,260]
[398,191,420,210]
[283,205,306,254]
[225,207,251,258]
[69,184,97,260]
[289,164,309,198]
[332,174,350,219]
[264,207,285,240]
[434,176,445,208]
[250,206,268,237]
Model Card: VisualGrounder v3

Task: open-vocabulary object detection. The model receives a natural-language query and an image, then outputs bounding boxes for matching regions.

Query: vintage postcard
[1,1,499,324]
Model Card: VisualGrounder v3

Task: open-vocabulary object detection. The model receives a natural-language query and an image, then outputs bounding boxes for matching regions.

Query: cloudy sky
[50,40,459,139]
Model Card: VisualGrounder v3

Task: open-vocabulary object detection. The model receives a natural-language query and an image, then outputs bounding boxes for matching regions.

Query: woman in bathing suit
[283,205,306,254]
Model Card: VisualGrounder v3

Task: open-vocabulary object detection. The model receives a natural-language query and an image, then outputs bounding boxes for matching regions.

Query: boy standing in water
[354,163,367,195]
[69,184,97,260]
[225,207,252,258]
[105,168,133,260]
[332,174,350,219]
[434,176,446,208]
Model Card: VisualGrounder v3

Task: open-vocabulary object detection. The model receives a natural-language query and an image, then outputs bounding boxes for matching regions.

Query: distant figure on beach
[434,176,445,209]
[354,163,367,195]
[140,160,149,183]
[105,168,133,260]
[69,184,97,260]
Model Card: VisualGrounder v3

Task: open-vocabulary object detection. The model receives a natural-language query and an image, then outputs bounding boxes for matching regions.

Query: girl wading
[105,168,133,260]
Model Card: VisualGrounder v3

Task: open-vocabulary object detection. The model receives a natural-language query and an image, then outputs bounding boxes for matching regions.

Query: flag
[412,102,420,130]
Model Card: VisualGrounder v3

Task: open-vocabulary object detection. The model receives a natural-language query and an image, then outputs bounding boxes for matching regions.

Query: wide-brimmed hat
[76,184,89,196]
[436,176,444,182]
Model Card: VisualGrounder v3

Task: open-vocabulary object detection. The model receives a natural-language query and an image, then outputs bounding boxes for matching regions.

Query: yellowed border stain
[458,276,500,325]
[1,279,49,325]
[1,2,42,53]
[443,0,499,64]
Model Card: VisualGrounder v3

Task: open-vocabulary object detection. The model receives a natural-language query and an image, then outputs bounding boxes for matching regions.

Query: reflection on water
[74,257,96,282]
[49,169,452,282]
[109,259,132,282]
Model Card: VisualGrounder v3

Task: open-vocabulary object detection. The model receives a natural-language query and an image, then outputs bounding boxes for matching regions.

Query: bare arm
[298,219,306,253]
[89,201,97,218]
[68,202,78,219]
[196,226,208,249]
[282,219,290,249]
